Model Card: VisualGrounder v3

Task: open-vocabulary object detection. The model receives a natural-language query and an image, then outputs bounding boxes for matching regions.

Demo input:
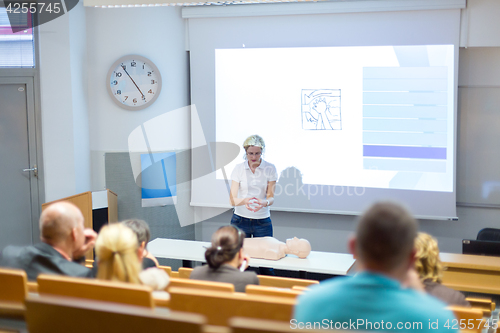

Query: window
[0,7,35,67]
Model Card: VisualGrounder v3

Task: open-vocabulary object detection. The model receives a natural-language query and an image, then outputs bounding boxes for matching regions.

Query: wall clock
[106,55,162,111]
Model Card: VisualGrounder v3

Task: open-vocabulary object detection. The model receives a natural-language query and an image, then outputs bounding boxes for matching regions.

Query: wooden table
[440,252,500,295]
[148,238,356,277]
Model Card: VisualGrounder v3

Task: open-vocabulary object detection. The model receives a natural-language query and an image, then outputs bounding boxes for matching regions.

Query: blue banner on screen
[141,153,177,207]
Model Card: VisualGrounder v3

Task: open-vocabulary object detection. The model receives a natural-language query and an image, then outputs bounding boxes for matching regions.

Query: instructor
[229,135,277,239]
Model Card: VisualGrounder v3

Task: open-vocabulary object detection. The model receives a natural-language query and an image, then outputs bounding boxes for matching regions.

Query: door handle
[23,164,38,178]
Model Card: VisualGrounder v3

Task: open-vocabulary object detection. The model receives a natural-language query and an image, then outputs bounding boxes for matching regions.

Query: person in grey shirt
[190,225,259,292]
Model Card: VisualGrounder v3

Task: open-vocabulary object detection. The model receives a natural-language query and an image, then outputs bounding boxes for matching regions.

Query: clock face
[106,55,162,111]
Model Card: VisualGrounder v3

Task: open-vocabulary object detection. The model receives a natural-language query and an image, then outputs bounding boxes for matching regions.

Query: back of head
[356,202,417,272]
[205,226,245,269]
[121,219,151,246]
[414,232,442,283]
[95,223,141,284]
[40,202,82,246]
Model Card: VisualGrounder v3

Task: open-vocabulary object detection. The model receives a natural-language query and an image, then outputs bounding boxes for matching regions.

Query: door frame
[0,76,44,244]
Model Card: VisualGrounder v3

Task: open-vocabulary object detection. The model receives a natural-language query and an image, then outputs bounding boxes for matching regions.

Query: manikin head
[286,237,311,258]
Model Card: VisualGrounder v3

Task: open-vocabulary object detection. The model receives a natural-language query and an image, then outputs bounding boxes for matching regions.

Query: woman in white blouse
[229,135,277,239]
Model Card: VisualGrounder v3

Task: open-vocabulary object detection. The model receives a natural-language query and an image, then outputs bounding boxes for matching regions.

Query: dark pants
[230,213,275,276]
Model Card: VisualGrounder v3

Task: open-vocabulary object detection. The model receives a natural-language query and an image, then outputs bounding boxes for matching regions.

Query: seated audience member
[0,202,96,280]
[190,225,258,292]
[243,236,311,260]
[415,232,470,307]
[294,202,457,333]
[95,223,168,290]
[122,219,159,268]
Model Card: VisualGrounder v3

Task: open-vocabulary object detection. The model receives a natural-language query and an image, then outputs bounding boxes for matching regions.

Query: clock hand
[121,65,145,100]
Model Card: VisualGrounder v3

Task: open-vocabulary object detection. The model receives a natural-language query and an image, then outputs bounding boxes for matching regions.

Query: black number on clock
[116,72,122,77]
[117,90,121,95]
[124,96,128,101]
[131,62,136,67]
[148,89,153,94]
[133,98,137,103]
[112,80,118,85]
[147,72,152,77]
[151,80,155,84]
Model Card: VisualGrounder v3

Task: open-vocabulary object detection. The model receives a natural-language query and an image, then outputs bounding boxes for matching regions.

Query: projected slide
[215,45,454,194]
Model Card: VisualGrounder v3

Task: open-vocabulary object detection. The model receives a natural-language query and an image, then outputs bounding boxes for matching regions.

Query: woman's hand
[239,254,251,271]
[244,197,256,211]
[244,197,267,212]
[251,198,268,212]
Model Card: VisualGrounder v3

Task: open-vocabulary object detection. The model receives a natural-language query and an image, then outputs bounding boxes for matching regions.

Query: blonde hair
[414,232,443,283]
[95,223,141,284]
[243,135,265,158]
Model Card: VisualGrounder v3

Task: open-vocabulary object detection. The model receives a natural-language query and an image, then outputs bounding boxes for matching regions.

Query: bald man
[0,202,97,280]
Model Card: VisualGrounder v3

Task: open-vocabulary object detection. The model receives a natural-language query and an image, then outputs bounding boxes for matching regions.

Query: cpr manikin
[243,237,311,260]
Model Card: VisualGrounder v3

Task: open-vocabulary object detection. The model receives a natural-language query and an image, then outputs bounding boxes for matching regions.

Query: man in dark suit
[0,201,97,280]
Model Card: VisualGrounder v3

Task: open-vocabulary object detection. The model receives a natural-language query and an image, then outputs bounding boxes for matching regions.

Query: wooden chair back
[179,267,193,279]
[291,286,309,292]
[84,259,94,269]
[25,294,206,333]
[0,267,28,318]
[37,274,154,308]
[245,285,302,299]
[466,297,495,316]
[158,265,172,276]
[257,275,319,289]
[229,317,320,333]
[168,277,234,293]
[27,282,38,293]
[169,286,295,326]
[447,306,484,333]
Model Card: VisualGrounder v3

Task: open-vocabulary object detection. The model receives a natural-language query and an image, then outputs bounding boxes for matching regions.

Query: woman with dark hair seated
[190,225,259,292]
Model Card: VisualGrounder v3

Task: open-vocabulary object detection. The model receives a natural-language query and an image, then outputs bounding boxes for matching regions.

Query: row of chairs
[0,266,318,332]
[0,266,493,332]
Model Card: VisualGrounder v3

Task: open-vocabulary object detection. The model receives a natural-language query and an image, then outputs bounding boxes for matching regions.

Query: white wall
[39,3,189,203]
[69,2,92,195]
[461,0,500,47]
[39,4,91,202]
[85,6,190,191]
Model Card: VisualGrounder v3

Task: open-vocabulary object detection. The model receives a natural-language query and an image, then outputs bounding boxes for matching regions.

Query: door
[0,77,40,250]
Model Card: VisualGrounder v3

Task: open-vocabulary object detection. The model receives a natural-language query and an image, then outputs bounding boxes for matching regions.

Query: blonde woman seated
[190,225,259,292]
[95,223,169,291]
[415,232,469,307]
